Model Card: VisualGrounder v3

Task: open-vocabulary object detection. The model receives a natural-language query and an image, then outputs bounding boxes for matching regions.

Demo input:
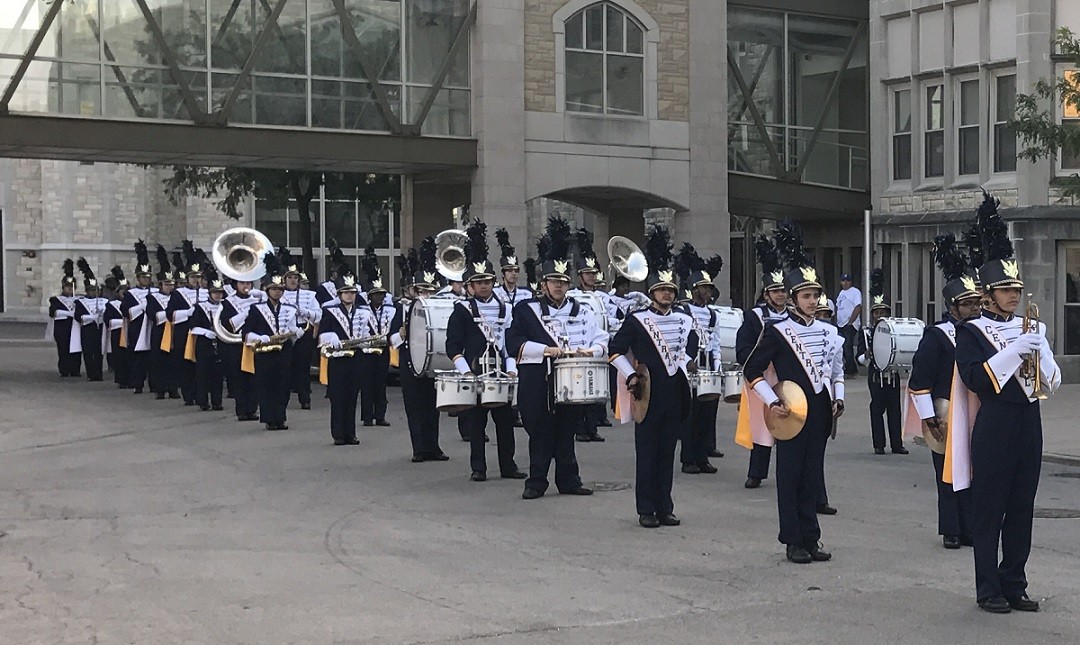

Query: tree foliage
[1011,28,1080,197]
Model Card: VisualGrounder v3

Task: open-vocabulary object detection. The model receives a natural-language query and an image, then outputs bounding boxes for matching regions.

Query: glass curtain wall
[0,0,470,136]
[728,6,868,191]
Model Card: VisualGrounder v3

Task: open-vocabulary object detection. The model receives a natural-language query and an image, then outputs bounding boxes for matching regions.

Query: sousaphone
[607,236,649,283]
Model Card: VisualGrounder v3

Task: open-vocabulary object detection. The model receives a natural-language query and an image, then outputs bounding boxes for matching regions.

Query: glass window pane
[728,7,785,124]
[567,12,584,49]
[289,206,321,249]
[994,124,1017,172]
[1065,306,1080,355]
[926,85,943,130]
[1067,249,1080,304]
[252,75,307,126]
[358,202,390,248]
[1063,120,1080,169]
[960,80,979,125]
[925,130,944,177]
[893,133,912,180]
[585,5,604,50]
[787,13,863,128]
[626,22,643,55]
[407,0,469,87]
[408,86,470,136]
[606,6,624,52]
[894,90,911,133]
[606,54,643,116]
[255,1,308,75]
[996,75,1016,119]
[325,201,358,250]
[313,0,401,82]
[566,51,603,113]
[255,201,289,249]
[1065,72,1080,118]
[959,127,979,175]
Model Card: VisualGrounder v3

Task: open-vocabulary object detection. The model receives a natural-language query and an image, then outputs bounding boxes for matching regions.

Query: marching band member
[315,240,345,306]
[220,275,262,422]
[74,259,107,382]
[121,241,156,394]
[145,246,179,400]
[506,217,604,500]
[279,248,321,410]
[243,253,300,431]
[568,227,614,442]
[190,269,227,412]
[741,224,845,564]
[673,244,724,475]
[360,248,395,427]
[392,238,449,461]
[103,266,130,388]
[493,228,526,306]
[445,221,526,482]
[858,269,907,455]
[48,259,82,378]
[952,194,1060,613]
[610,227,699,528]
[906,234,978,550]
[167,242,206,406]
[436,269,471,442]
[319,272,372,445]
[735,234,788,489]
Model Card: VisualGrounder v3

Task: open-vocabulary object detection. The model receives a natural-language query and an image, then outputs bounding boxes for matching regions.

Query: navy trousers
[327,354,362,442]
[173,323,196,403]
[255,345,293,426]
[290,330,316,406]
[748,443,772,480]
[463,405,518,475]
[358,352,389,423]
[521,404,584,494]
[221,343,257,417]
[681,398,718,465]
[774,390,831,547]
[80,324,103,381]
[932,450,971,538]
[635,401,683,516]
[400,355,441,457]
[869,375,903,451]
[194,337,224,409]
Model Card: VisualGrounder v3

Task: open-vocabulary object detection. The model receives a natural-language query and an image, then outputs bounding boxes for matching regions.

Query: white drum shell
[435,371,478,412]
[722,370,743,404]
[553,356,610,405]
[573,293,610,334]
[694,370,723,401]
[479,376,516,408]
[409,297,457,377]
[872,317,925,373]
[709,306,744,366]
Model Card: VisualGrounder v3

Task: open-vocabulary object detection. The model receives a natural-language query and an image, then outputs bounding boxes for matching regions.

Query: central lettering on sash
[937,322,956,346]
[975,321,1037,397]
[640,315,682,376]
[777,320,826,393]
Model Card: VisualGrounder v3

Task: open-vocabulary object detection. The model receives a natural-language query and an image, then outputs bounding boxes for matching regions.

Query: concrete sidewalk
[0,345,1078,643]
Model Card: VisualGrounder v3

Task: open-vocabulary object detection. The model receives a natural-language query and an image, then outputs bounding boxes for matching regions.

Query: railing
[728,121,868,192]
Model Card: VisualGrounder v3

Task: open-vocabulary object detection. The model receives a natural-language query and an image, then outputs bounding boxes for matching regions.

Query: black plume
[536,235,551,263]
[870,268,885,298]
[110,265,126,283]
[418,236,437,273]
[182,239,197,266]
[76,257,95,282]
[495,227,515,258]
[172,251,184,274]
[674,242,703,282]
[934,234,969,282]
[134,239,149,267]
[524,258,538,286]
[361,246,381,282]
[156,245,171,272]
[704,254,724,277]
[754,235,781,274]
[774,220,812,271]
[465,219,489,264]
[963,223,984,269]
[62,258,75,279]
[977,192,1013,262]
[395,253,410,281]
[327,238,347,274]
[544,217,572,261]
[643,225,674,271]
[576,227,596,260]
[263,250,282,278]
[277,246,297,270]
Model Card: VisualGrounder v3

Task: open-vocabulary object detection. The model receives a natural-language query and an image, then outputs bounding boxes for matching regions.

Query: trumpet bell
[435,229,469,282]
[212,227,272,282]
[607,235,648,283]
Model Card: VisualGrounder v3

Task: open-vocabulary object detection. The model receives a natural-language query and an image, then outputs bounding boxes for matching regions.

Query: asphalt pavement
[1,343,1078,644]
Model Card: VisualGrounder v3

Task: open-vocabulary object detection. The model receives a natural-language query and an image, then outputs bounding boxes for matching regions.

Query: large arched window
[562,2,647,116]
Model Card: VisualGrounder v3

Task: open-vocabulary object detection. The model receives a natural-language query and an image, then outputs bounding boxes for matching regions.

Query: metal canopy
[729,174,868,222]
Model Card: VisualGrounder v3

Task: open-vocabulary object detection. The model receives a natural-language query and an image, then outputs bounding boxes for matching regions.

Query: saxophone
[1019,293,1048,400]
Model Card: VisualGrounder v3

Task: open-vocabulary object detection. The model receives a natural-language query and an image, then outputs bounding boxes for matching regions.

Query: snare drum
[479,374,516,408]
[722,370,743,404]
[872,317,926,373]
[435,371,478,413]
[553,356,610,405]
[694,370,723,401]
[709,306,744,366]
[409,297,457,377]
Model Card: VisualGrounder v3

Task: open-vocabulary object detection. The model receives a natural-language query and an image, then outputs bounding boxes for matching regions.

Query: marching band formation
[45,191,1059,612]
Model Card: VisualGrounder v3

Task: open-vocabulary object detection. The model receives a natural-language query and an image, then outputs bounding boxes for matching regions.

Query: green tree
[1011,28,1080,198]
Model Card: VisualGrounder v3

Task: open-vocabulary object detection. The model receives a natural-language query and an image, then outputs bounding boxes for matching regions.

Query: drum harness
[469,298,508,375]
[864,326,901,387]
[539,297,583,411]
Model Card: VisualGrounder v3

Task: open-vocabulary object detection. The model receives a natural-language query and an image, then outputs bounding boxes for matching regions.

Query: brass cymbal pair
[764,381,809,440]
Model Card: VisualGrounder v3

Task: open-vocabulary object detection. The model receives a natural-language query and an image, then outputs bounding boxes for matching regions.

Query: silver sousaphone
[210,227,273,344]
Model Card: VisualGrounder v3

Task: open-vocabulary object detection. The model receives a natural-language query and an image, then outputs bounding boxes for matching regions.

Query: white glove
[128,304,145,318]
[1011,333,1041,356]
[857,354,867,366]
[80,315,96,325]
[259,335,272,343]
[54,309,73,320]
[326,337,342,350]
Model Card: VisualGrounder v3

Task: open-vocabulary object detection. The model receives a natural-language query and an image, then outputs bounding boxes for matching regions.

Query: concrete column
[469,0,529,252]
[685,0,731,304]
[1016,0,1054,206]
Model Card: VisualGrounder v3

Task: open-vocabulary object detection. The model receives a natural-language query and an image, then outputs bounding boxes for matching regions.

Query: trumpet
[320,334,388,358]
[248,331,295,353]
[1020,294,1049,400]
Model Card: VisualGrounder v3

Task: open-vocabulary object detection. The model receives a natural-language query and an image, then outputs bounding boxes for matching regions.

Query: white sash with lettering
[936,321,956,347]
[973,321,1038,400]
[639,315,683,376]
[258,304,281,334]
[328,306,360,339]
[775,319,828,395]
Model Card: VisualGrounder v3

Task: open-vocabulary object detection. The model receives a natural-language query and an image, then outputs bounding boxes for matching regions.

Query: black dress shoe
[816,503,838,516]
[657,513,681,526]
[639,514,660,528]
[134,388,143,394]
[470,471,487,482]
[942,535,962,550]
[560,486,593,496]
[892,446,910,455]
[212,405,224,411]
[698,461,718,474]
[681,463,702,474]
[428,452,450,461]
[501,470,527,479]
[709,450,725,458]
[346,438,359,445]
[806,543,832,561]
[575,434,591,442]
[411,454,425,462]
[597,419,613,427]
[786,545,812,564]
[874,447,886,455]
[184,400,196,407]
[522,488,544,500]
[375,420,391,427]
[200,405,211,411]
[744,477,762,489]
[1006,595,1040,612]
[301,403,311,410]
[334,440,348,446]
[363,420,374,427]
[590,433,605,442]
[978,597,1012,614]
[155,392,166,400]
[169,392,181,399]
[460,435,470,442]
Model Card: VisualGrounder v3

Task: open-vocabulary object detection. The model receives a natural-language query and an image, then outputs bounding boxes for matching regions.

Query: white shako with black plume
[155,245,174,285]
[133,239,152,278]
[495,228,518,270]
[360,246,386,295]
[77,257,99,295]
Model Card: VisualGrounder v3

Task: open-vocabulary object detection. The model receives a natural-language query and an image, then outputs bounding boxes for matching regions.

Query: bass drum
[709,305,744,366]
[409,296,458,377]
[572,292,609,334]
[872,317,925,373]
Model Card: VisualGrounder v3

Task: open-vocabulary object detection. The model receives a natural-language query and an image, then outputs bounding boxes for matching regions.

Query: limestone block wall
[524,0,690,122]
[878,188,1019,215]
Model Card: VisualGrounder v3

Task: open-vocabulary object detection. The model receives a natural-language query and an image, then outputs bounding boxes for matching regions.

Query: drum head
[872,319,894,372]
[408,301,430,376]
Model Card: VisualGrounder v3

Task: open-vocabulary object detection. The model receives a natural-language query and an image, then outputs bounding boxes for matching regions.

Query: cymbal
[764,380,808,440]
[923,398,949,455]
[631,363,651,423]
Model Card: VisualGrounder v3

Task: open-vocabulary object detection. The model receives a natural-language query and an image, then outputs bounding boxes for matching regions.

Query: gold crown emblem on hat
[770,270,784,284]
[472,262,487,273]
[873,295,885,305]
[585,257,597,268]
[818,293,828,306]
[190,263,200,272]
[372,279,383,289]
[271,275,284,285]
[961,275,977,292]
[178,271,186,280]
[684,289,692,300]
[596,271,605,281]
[506,256,517,266]
[701,271,712,283]
[211,279,223,289]
[1002,260,1019,279]
[423,272,436,284]
[287,264,298,272]
[119,279,129,286]
[88,279,98,286]
[554,260,569,274]
[342,276,355,287]
[800,266,817,282]
[138,264,150,273]
[659,270,674,283]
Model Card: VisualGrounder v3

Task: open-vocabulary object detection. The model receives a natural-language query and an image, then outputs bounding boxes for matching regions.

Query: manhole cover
[1053,472,1080,479]
[587,481,631,492]
[1034,508,1080,519]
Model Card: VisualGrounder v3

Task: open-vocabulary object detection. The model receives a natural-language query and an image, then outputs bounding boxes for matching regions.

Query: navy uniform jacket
[955,311,1059,405]
[609,307,699,421]
[146,291,172,348]
[120,286,156,350]
[219,293,261,340]
[908,317,957,407]
[242,301,300,344]
[445,296,514,373]
[735,304,789,365]
[743,316,845,402]
[318,303,373,344]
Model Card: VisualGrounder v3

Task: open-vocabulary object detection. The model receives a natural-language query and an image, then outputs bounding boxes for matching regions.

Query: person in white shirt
[835,273,862,376]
